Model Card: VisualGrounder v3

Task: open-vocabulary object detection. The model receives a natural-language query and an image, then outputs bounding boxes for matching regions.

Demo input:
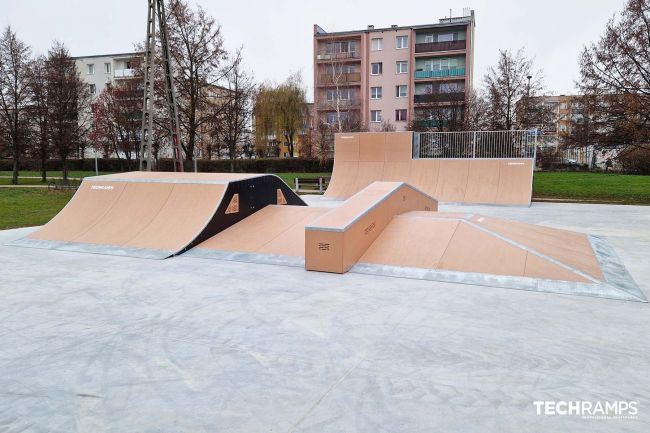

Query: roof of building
[314,14,474,37]
[72,52,142,60]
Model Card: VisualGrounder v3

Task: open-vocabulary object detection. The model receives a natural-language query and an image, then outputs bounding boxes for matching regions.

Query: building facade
[313,11,475,132]
[73,52,141,99]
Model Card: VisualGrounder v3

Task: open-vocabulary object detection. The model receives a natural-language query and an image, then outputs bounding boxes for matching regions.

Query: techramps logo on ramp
[90,185,114,190]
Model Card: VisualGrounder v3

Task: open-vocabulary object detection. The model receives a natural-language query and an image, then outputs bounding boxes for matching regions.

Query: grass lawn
[0,189,74,230]
[0,170,113,179]
[533,171,650,205]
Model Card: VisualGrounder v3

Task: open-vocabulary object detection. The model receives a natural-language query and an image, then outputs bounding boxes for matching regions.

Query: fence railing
[413,130,538,159]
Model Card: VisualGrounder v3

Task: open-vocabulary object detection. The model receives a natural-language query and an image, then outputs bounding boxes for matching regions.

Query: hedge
[0,157,334,174]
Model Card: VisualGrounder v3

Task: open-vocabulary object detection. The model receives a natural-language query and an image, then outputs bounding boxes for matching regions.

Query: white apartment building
[73,52,141,98]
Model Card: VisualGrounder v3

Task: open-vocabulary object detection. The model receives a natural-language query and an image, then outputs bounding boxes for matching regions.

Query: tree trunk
[12,154,19,185]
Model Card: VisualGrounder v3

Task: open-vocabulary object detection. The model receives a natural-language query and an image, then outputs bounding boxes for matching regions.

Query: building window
[371,62,383,75]
[395,109,407,121]
[396,85,407,98]
[87,64,95,75]
[104,62,112,74]
[327,88,351,101]
[371,38,383,51]
[370,87,382,99]
[396,35,408,49]
[396,61,408,74]
[370,110,382,123]
[89,84,96,95]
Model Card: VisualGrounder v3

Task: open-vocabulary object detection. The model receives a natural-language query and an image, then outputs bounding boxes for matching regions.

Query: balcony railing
[414,68,466,79]
[114,69,135,78]
[415,119,442,128]
[316,51,360,61]
[316,99,360,109]
[415,40,466,53]
[318,72,361,85]
[414,92,465,103]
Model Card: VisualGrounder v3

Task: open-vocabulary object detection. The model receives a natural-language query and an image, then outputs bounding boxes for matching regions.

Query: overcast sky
[1,0,625,100]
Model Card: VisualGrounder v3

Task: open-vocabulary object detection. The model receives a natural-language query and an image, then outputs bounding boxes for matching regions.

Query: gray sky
[1,0,626,100]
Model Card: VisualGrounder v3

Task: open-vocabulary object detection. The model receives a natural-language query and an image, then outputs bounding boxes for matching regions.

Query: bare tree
[215,51,254,161]
[91,75,142,170]
[27,55,49,182]
[0,26,32,185]
[483,48,545,130]
[46,42,92,180]
[167,0,228,167]
[577,0,650,152]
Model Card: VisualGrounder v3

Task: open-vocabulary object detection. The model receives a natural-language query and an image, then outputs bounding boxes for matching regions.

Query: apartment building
[313,11,475,131]
[73,52,141,99]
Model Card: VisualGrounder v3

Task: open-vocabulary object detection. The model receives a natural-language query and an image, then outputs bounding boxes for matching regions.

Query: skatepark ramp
[10,172,305,259]
[325,131,536,205]
[186,180,643,302]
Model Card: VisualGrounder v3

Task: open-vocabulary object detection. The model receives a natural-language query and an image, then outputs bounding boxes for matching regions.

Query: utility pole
[139,0,184,172]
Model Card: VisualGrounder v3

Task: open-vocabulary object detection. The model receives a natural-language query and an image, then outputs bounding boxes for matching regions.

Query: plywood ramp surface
[306,182,438,273]
[16,172,306,259]
[327,132,533,205]
[358,211,596,283]
[194,206,329,257]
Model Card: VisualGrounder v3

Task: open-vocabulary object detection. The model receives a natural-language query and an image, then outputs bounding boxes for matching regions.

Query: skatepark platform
[9,172,305,259]
[185,181,643,302]
[325,132,534,205]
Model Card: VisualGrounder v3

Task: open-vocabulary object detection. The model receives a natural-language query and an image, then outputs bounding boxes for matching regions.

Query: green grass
[0,189,74,230]
[275,172,331,186]
[0,170,113,179]
[533,172,650,204]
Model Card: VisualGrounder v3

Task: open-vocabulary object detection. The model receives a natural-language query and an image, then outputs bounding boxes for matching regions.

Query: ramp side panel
[333,133,360,162]
[125,183,226,251]
[496,159,533,205]
[359,132,387,162]
[464,160,500,204]
[72,182,175,246]
[524,253,590,283]
[435,160,471,202]
[28,181,126,241]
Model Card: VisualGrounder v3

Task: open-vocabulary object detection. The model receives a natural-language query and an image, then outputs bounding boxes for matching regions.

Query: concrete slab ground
[0,201,649,432]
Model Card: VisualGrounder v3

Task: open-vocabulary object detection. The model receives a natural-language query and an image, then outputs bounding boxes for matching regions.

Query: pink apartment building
[313,11,475,131]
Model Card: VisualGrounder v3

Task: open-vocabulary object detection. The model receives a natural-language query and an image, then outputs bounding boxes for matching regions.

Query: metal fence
[413,130,537,159]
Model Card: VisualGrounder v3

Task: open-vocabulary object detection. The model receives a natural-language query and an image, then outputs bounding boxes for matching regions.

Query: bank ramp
[10,172,305,259]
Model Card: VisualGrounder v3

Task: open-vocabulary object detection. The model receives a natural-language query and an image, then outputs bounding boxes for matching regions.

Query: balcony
[414,68,465,79]
[414,92,465,103]
[318,72,361,85]
[414,119,442,128]
[316,51,360,61]
[316,99,361,110]
[415,40,466,53]
[114,69,135,78]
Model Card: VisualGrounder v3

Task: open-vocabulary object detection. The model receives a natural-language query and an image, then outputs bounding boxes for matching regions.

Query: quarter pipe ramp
[10,172,305,259]
[325,132,534,205]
